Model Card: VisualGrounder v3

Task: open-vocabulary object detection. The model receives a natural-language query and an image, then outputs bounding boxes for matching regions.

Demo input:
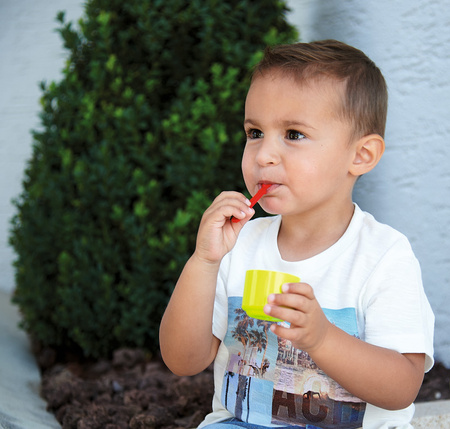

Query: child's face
[242,70,358,219]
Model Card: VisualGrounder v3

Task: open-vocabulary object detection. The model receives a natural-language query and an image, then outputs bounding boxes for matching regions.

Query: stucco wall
[0,0,84,293]
[1,0,449,365]
[287,0,450,366]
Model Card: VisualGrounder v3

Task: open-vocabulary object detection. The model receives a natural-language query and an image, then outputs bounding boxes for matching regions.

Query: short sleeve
[362,237,434,372]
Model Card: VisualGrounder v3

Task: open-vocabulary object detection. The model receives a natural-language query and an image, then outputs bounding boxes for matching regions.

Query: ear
[349,134,385,177]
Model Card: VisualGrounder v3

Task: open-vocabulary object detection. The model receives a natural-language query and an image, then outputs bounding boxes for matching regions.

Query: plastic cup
[242,269,300,322]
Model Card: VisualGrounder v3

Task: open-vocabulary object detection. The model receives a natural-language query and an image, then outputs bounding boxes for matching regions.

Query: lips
[258,182,279,193]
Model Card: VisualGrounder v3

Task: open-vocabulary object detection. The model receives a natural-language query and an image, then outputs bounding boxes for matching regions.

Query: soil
[35,345,450,429]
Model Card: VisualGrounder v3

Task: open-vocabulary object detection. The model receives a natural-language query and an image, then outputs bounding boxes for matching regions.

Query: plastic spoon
[232,183,271,223]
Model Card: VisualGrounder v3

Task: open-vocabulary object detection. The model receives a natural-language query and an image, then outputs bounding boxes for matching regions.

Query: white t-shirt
[199,204,434,429]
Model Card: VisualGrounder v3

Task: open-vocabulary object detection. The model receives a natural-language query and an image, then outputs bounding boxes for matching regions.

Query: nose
[255,136,281,167]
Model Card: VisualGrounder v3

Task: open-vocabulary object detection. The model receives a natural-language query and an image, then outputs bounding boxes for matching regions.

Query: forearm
[159,253,221,376]
[160,191,252,375]
[309,324,425,410]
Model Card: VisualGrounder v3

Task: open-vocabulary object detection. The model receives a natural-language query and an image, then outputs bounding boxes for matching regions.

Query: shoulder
[233,215,280,253]
[238,214,280,240]
[350,206,422,294]
[220,215,280,270]
[354,205,413,255]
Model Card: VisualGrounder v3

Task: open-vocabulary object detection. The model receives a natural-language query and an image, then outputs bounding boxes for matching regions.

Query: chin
[259,204,281,216]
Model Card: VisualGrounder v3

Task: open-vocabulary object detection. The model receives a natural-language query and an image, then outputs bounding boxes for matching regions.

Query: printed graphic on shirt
[221,297,365,428]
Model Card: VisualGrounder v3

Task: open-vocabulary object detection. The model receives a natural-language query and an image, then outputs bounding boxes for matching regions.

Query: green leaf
[9,0,297,358]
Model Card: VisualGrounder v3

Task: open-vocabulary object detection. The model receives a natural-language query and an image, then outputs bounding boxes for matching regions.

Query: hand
[264,282,331,354]
[194,191,255,264]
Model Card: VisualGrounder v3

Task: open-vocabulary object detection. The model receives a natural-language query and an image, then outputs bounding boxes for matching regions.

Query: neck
[277,202,355,262]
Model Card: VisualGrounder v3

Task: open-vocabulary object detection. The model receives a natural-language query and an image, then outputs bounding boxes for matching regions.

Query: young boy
[159,40,434,428]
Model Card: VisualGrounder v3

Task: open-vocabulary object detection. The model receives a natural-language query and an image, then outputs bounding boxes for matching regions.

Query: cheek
[241,148,253,183]
[284,155,315,181]
[287,149,331,181]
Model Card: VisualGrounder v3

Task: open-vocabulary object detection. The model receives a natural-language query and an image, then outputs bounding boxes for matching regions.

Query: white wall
[1,0,449,365]
[0,0,84,293]
[286,0,450,366]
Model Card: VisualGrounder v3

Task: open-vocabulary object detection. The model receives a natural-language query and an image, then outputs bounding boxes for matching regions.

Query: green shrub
[10,0,298,358]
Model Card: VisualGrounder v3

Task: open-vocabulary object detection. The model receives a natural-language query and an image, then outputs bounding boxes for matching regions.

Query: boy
[159,40,434,428]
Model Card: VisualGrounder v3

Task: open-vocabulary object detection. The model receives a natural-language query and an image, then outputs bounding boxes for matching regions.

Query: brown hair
[252,40,388,139]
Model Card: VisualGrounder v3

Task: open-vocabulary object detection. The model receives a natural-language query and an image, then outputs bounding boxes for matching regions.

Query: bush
[10,0,298,358]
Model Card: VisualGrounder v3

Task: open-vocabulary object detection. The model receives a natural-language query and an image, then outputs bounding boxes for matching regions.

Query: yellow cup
[242,269,300,322]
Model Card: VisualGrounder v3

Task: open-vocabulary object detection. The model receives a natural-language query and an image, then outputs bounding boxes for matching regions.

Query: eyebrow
[244,119,316,130]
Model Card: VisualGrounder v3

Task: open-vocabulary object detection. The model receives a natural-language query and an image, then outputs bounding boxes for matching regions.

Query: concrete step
[412,399,450,428]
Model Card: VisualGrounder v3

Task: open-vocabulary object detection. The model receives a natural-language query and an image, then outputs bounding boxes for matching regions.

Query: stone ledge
[412,400,450,428]
[412,413,450,428]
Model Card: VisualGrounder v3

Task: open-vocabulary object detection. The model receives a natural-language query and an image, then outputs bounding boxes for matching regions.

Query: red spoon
[232,183,271,223]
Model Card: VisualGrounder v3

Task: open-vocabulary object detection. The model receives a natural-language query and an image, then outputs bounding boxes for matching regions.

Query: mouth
[258,182,279,193]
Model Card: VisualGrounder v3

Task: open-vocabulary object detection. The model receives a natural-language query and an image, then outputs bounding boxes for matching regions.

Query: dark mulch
[416,361,450,402]
[37,347,214,429]
[35,344,449,429]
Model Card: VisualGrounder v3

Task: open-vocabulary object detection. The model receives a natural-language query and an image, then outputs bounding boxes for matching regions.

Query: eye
[286,130,306,140]
[246,128,264,139]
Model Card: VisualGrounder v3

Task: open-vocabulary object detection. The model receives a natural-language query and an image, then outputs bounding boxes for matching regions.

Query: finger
[264,303,307,326]
[270,322,298,340]
[212,192,253,223]
[267,289,311,312]
[212,193,252,214]
[282,282,315,300]
[229,206,255,223]
[213,191,251,207]
[204,195,254,223]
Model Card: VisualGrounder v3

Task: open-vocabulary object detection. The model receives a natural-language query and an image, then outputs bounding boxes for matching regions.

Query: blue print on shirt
[221,297,365,428]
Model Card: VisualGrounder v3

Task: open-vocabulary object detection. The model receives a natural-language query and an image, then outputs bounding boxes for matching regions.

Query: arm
[159,253,222,376]
[159,191,254,376]
[265,283,425,410]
